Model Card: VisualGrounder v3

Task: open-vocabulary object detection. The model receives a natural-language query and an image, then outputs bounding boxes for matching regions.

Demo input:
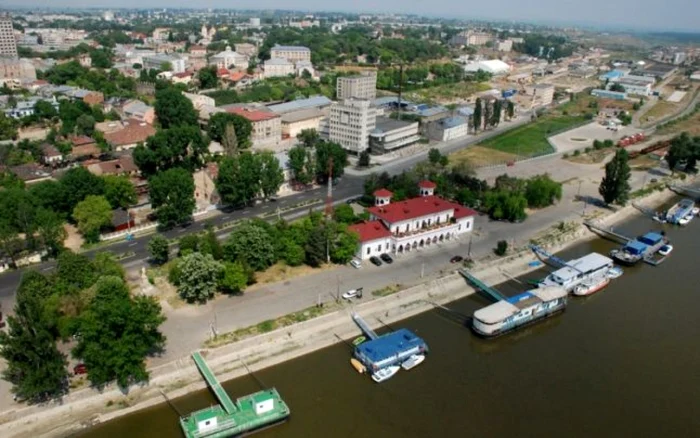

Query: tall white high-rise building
[0,14,18,58]
[329,98,377,154]
[336,71,377,100]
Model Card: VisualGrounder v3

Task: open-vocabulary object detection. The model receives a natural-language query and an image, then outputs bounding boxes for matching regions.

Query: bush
[573,149,581,156]
[584,147,592,153]
[495,240,508,256]
[562,153,569,159]
[168,261,182,286]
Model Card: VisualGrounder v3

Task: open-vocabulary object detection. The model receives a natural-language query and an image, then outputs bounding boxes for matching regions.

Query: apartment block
[0,14,17,58]
[329,98,377,154]
[337,71,377,100]
[270,45,311,63]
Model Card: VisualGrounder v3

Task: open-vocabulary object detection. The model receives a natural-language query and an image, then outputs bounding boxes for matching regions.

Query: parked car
[380,253,393,264]
[450,255,464,263]
[73,364,87,375]
[369,256,383,266]
[342,287,364,300]
[350,259,362,269]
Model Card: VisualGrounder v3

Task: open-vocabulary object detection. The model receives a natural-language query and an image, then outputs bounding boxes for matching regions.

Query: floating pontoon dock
[179,352,290,438]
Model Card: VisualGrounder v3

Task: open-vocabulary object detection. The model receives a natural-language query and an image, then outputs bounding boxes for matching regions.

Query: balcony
[393,221,457,240]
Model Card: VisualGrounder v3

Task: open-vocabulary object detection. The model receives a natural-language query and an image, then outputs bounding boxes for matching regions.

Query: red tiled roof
[368,195,476,224]
[103,119,156,146]
[217,68,230,77]
[229,71,247,82]
[71,144,101,157]
[85,156,138,176]
[70,135,96,147]
[348,221,392,243]
[373,188,393,197]
[419,180,436,189]
[227,107,279,122]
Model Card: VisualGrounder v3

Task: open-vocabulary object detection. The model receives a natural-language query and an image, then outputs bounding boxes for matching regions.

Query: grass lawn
[479,115,588,157]
[450,146,518,167]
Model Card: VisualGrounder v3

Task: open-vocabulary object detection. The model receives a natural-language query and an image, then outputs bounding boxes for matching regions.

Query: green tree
[305,223,328,267]
[55,251,96,292]
[197,66,218,89]
[103,175,137,209]
[35,208,66,256]
[154,87,198,129]
[491,99,502,127]
[207,112,253,149]
[315,141,348,183]
[75,114,95,136]
[358,149,371,167]
[60,167,106,213]
[297,128,320,148]
[133,126,208,177]
[334,204,356,224]
[149,168,195,228]
[330,225,360,264]
[216,153,261,206]
[609,83,625,92]
[0,222,23,265]
[280,239,305,266]
[473,98,482,132]
[223,222,277,271]
[73,276,166,387]
[428,148,443,165]
[288,144,314,185]
[0,288,68,403]
[599,148,631,205]
[218,261,248,294]
[258,151,284,199]
[524,174,562,208]
[72,195,113,243]
[199,227,223,260]
[34,100,58,120]
[177,253,223,303]
[148,235,170,264]
[0,113,19,141]
[93,252,126,279]
[178,234,200,256]
[506,100,515,120]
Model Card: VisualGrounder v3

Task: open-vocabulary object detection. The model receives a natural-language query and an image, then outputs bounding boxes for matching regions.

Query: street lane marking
[128,242,138,247]
[42,266,55,272]
[178,229,188,233]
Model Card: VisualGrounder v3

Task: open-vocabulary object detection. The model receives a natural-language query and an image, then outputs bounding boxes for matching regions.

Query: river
[75,211,700,438]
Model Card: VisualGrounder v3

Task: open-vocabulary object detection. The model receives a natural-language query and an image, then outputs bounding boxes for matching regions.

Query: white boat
[401,354,425,371]
[539,253,615,293]
[679,215,693,226]
[371,365,400,383]
[693,208,700,216]
[658,245,673,256]
[573,276,610,297]
[606,266,624,279]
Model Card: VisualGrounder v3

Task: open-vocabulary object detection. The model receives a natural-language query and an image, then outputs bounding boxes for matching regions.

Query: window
[466,220,471,230]
[366,247,370,255]
[377,244,381,252]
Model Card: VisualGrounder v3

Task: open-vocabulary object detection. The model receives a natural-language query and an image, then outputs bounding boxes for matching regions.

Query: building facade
[209,46,249,69]
[369,117,420,154]
[336,71,377,100]
[263,58,295,78]
[234,43,257,57]
[0,58,36,80]
[280,108,325,139]
[0,14,18,58]
[524,83,555,106]
[348,182,476,260]
[328,98,377,154]
[227,107,281,148]
[270,45,311,63]
[142,54,186,73]
[426,116,469,142]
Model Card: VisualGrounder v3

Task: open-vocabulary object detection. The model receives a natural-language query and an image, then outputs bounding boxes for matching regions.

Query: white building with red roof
[348,181,476,260]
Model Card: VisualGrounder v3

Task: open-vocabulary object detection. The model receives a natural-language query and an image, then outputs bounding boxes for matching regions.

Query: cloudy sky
[12,0,700,31]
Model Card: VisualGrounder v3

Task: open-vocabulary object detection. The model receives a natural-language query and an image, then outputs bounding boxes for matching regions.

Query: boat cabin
[472,287,568,337]
[542,253,614,290]
[354,328,428,372]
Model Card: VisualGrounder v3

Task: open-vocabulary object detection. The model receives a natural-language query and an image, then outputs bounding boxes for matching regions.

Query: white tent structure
[463,60,511,75]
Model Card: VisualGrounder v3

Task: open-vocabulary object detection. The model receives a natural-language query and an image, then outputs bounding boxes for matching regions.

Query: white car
[350,259,362,269]
[342,288,363,300]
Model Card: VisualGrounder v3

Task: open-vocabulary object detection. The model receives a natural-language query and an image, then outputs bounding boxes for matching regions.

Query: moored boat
[371,365,400,383]
[611,232,668,266]
[573,276,610,297]
[350,358,366,374]
[401,354,425,371]
[679,214,693,226]
[666,198,695,224]
[539,253,616,293]
[658,244,673,256]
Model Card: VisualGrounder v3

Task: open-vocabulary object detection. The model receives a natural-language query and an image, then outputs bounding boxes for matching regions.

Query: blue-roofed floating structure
[611,231,668,266]
[354,328,428,373]
[665,198,695,224]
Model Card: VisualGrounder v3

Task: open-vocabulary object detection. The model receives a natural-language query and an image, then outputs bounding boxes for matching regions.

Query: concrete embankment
[0,185,683,438]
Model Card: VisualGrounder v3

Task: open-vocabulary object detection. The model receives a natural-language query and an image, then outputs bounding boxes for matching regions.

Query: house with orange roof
[348,181,476,260]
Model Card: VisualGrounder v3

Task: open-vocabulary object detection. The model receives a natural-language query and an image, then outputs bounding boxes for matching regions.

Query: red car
[73,364,87,375]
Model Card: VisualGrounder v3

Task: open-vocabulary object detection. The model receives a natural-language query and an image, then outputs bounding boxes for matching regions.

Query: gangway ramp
[352,313,378,340]
[529,244,573,270]
[668,184,700,198]
[583,221,631,244]
[458,269,506,302]
[192,351,237,414]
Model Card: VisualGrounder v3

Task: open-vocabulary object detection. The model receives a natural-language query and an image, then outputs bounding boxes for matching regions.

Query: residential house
[121,100,156,124]
[101,119,157,152]
[68,88,104,106]
[234,43,257,57]
[85,155,138,176]
[348,181,476,260]
[188,45,207,57]
[142,54,186,74]
[209,46,249,70]
[111,209,135,232]
[171,71,193,85]
[40,143,63,165]
[70,136,101,159]
[6,163,52,185]
[183,92,215,110]
[77,54,92,68]
[227,107,281,148]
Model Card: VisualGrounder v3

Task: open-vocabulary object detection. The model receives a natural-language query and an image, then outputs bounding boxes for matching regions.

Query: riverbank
[0,185,683,438]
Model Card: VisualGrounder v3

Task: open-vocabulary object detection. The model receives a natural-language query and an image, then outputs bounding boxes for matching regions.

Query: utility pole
[420,263,425,278]
[397,63,404,121]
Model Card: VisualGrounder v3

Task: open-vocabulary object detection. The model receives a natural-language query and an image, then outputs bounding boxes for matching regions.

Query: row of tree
[472,98,515,132]
[0,251,166,401]
[289,129,348,186]
[150,215,360,303]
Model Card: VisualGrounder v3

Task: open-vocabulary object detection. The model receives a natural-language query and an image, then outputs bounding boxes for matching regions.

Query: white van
[350,259,362,269]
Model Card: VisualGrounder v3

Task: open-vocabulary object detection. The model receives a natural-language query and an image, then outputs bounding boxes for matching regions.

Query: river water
[76,210,700,438]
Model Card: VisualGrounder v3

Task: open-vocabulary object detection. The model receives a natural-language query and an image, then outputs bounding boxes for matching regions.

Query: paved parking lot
[548,122,643,154]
